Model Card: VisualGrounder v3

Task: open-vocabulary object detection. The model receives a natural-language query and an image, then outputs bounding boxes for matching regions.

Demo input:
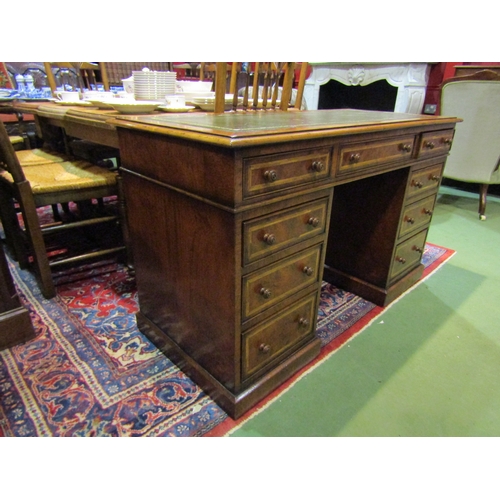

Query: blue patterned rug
[0,244,449,436]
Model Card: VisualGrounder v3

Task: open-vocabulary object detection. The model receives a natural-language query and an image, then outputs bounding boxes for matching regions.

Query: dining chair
[0,120,126,299]
[42,62,119,165]
[43,62,110,93]
[439,69,500,220]
[213,62,308,113]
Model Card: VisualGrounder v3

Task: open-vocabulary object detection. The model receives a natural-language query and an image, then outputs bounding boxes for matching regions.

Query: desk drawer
[337,134,415,175]
[390,230,427,280]
[243,148,331,198]
[407,163,443,199]
[242,245,322,320]
[242,293,317,380]
[417,129,454,158]
[243,198,329,265]
[399,195,436,239]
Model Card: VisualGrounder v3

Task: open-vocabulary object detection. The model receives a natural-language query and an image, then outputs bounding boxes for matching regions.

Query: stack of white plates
[133,71,177,101]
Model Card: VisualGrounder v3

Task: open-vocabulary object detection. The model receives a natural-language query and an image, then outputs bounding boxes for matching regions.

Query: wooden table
[15,103,459,418]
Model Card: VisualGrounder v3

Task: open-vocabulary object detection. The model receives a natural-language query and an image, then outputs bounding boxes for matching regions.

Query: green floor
[230,183,500,436]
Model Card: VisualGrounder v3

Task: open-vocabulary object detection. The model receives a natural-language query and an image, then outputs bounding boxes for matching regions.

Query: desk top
[14,101,460,148]
[111,109,460,147]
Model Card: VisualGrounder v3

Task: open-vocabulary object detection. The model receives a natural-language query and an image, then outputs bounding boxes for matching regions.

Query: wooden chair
[439,69,500,220]
[43,62,110,93]
[42,62,118,164]
[213,62,308,113]
[0,120,126,299]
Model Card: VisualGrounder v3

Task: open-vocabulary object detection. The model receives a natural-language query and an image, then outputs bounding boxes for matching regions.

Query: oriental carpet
[0,243,454,437]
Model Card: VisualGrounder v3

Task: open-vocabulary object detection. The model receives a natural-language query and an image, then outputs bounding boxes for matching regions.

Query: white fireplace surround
[304,63,431,114]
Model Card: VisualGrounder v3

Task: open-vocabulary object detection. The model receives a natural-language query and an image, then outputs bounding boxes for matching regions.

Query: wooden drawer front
[243,198,329,265]
[390,230,427,280]
[399,195,436,239]
[417,130,454,158]
[242,245,322,320]
[242,294,317,379]
[244,149,331,198]
[338,134,415,175]
[407,163,443,199]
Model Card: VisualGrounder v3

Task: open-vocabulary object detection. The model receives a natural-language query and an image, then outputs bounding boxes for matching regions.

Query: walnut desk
[108,109,459,419]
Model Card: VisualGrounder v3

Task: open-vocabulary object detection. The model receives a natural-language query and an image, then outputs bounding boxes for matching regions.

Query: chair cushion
[15,148,70,166]
[0,159,117,193]
[9,135,24,145]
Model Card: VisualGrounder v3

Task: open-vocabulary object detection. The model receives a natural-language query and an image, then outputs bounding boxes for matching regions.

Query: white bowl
[176,80,213,93]
[88,99,116,109]
[109,101,160,114]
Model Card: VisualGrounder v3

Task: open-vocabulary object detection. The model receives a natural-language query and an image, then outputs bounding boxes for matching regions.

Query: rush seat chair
[0,121,126,299]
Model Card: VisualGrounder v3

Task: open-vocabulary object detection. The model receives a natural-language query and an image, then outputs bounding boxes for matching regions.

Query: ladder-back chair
[213,62,308,113]
[0,121,126,299]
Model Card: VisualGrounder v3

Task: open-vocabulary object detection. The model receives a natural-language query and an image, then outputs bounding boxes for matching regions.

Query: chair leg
[0,187,29,268]
[479,183,488,221]
[16,181,56,299]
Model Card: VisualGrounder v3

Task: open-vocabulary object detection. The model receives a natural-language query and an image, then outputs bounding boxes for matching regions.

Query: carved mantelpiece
[304,63,431,114]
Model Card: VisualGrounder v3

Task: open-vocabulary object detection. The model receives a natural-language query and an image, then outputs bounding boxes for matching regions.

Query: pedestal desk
[108,109,458,419]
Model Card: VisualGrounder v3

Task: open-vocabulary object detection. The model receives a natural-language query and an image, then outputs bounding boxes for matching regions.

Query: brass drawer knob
[430,174,440,182]
[412,180,423,188]
[425,141,435,149]
[259,287,272,299]
[396,256,406,264]
[259,343,271,354]
[263,233,276,245]
[298,317,309,328]
[443,138,453,146]
[401,143,412,152]
[307,217,320,227]
[263,170,278,182]
[424,208,433,216]
[349,153,361,163]
[311,160,325,172]
[302,266,313,276]
[413,246,424,254]
[406,217,415,224]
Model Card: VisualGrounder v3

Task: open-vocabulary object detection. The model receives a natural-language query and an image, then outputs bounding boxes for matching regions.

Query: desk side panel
[122,171,240,390]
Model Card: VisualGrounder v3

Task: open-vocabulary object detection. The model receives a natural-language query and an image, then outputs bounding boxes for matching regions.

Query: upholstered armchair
[439,70,500,220]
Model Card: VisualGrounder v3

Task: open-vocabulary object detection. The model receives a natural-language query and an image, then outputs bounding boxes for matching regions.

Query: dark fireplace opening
[318,79,398,112]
